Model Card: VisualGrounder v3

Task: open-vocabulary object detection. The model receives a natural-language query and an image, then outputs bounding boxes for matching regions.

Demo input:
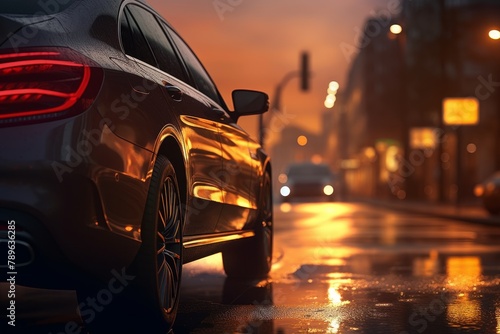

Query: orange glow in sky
[148,0,396,141]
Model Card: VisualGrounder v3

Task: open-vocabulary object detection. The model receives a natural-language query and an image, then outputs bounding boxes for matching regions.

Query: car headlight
[323,185,334,196]
[280,186,291,197]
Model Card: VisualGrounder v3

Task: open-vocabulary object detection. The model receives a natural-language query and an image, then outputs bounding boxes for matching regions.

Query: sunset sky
[148,0,396,141]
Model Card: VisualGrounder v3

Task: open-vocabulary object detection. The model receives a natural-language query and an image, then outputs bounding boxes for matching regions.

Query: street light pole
[258,70,298,147]
[437,0,448,203]
[488,29,500,176]
[258,51,310,148]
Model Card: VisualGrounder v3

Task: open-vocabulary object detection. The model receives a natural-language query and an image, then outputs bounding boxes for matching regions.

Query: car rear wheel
[222,171,273,279]
[135,155,184,331]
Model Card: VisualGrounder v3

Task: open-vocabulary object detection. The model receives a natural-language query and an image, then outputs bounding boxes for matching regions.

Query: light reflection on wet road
[174,202,500,334]
[3,202,500,333]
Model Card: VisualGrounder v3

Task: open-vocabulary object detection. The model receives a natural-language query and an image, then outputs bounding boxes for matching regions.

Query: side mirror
[231,90,269,120]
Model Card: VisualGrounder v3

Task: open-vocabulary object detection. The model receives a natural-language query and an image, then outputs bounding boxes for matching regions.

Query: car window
[120,6,157,68]
[120,9,136,58]
[288,164,333,177]
[126,5,187,82]
[163,23,224,107]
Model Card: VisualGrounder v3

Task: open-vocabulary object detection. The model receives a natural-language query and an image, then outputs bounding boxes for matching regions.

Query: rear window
[0,0,77,15]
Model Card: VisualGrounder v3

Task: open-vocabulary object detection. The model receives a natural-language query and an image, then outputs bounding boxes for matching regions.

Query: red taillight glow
[0,49,102,125]
[0,51,60,60]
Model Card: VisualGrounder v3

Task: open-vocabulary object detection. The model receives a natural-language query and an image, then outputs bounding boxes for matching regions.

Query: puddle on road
[175,232,500,334]
[174,203,500,333]
[176,251,500,334]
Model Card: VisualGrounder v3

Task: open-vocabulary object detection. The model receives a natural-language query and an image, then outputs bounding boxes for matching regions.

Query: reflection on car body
[0,0,272,331]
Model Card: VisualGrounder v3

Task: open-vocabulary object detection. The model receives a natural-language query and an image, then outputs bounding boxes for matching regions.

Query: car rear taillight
[0,48,103,126]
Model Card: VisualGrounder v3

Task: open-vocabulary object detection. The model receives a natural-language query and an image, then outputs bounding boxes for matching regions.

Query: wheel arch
[264,161,273,186]
[261,159,273,202]
[156,135,188,208]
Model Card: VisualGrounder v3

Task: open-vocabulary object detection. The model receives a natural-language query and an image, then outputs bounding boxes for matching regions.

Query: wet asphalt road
[174,202,500,334]
[3,201,500,333]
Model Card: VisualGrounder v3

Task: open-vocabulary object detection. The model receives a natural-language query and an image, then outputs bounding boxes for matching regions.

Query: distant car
[280,162,336,202]
[474,172,500,215]
[0,0,272,332]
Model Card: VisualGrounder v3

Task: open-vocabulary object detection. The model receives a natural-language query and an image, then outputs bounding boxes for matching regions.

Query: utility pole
[258,51,310,148]
[437,0,448,203]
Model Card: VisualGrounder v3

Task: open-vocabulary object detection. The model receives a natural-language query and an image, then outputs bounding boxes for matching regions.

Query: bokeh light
[297,135,308,146]
[390,24,403,35]
[489,29,500,40]
[467,143,477,153]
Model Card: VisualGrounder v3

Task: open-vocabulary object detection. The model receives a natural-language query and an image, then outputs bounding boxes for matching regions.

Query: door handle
[163,81,183,102]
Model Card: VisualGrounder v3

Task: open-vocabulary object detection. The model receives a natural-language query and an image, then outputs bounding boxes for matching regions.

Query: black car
[0,0,272,331]
[280,162,336,202]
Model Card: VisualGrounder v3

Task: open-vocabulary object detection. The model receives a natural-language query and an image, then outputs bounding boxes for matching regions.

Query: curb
[359,199,500,226]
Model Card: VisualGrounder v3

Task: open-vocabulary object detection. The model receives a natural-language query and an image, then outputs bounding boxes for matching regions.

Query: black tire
[222,171,273,279]
[135,155,184,331]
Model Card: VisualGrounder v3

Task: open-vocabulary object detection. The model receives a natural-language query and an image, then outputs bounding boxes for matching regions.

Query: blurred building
[335,0,500,203]
[332,15,406,199]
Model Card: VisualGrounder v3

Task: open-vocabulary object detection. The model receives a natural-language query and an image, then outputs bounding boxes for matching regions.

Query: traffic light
[300,51,309,91]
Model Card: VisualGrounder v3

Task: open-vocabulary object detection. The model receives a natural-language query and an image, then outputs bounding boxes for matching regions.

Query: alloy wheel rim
[263,177,273,267]
[156,176,182,314]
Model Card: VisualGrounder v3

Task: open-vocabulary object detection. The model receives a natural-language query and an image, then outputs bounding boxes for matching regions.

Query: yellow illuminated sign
[443,97,479,125]
[410,127,437,149]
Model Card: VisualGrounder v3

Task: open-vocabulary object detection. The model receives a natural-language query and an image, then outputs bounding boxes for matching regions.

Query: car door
[215,110,262,232]
[164,24,260,232]
[121,4,226,235]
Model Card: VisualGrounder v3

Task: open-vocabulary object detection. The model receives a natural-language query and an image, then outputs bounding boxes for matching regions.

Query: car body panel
[0,115,143,283]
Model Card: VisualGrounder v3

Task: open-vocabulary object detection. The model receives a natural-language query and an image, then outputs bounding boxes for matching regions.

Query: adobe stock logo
[8,0,73,51]
[475,74,500,101]
[51,78,157,182]
[46,267,135,334]
[339,0,401,63]
[78,268,135,324]
[399,291,455,334]
[213,0,244,21]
